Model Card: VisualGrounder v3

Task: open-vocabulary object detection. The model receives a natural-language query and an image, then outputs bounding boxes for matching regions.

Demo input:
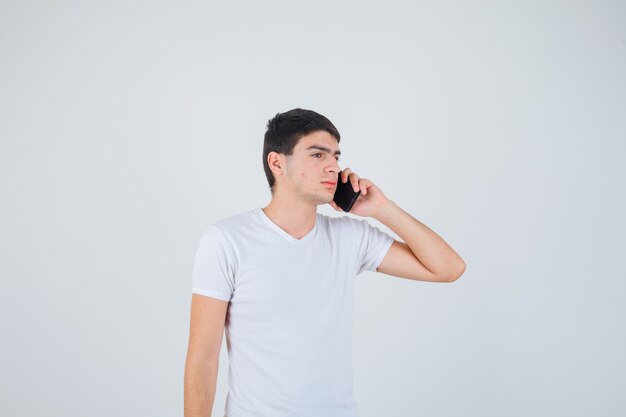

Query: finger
[341,168,352,183]
[346,172,361,191]
[359,179,370,195]
[350,174,361,192]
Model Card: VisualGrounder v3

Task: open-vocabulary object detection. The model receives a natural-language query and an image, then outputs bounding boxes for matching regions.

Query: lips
[322,181,336,185]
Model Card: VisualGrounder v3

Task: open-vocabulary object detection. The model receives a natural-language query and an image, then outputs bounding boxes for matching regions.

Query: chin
[312,193,332,205]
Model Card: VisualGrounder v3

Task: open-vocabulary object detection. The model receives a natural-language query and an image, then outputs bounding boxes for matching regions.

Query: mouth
[322,181,337,188]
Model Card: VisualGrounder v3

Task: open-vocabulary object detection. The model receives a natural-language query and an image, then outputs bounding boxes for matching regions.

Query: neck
[262,192,318,240]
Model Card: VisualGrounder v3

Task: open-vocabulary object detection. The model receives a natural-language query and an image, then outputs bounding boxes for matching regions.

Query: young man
[184,108,466,417]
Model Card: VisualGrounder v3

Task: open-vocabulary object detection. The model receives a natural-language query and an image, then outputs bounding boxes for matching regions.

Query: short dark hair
[262,108,341,194]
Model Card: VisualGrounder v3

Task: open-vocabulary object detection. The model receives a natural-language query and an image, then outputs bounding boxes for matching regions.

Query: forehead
[296,130,340,152]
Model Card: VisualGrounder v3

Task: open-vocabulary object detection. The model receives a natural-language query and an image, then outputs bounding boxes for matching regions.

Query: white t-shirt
[191,207,395,417]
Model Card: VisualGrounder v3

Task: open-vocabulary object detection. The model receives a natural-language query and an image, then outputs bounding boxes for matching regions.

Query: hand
[328,167,391,218]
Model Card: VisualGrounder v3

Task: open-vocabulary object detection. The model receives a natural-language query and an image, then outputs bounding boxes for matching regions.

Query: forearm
[184,357,219,417]
[374,200,465,279]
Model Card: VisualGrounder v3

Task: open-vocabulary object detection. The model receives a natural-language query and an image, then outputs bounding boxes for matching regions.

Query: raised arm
[375,200,466,282]
[329,168,466,283]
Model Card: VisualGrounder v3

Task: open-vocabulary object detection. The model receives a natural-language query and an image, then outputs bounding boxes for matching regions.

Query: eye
[312,152,340,162]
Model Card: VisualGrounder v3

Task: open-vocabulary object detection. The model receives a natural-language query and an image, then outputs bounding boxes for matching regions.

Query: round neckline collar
[256,207,318,244]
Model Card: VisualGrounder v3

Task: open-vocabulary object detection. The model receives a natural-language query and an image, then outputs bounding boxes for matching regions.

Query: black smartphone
[333,170,361,212]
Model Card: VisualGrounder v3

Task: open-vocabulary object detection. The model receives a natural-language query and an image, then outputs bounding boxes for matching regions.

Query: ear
[267,151,286,176]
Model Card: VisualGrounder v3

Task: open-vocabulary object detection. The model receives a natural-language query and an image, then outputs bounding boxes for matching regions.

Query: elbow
[445,260,466,283]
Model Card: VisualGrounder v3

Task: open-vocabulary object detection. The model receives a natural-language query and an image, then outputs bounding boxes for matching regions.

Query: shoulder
[210,208,256,231]
[316,212,365,236]
[200,208,258,246]
[319,212,367,226]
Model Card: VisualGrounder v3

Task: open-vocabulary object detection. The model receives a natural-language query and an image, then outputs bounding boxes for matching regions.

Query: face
[277,130,341,205]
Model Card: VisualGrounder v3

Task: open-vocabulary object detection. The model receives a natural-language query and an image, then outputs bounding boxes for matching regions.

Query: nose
[326,159,340,175]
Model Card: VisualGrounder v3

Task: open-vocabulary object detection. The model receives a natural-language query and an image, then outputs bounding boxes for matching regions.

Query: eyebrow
[305,145,341,156]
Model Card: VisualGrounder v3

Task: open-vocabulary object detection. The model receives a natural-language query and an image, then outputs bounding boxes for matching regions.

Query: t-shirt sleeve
[350,217,395,275]
[191,225,236,302]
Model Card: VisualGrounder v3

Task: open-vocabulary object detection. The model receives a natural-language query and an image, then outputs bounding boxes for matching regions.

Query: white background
[1,1,625,416]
